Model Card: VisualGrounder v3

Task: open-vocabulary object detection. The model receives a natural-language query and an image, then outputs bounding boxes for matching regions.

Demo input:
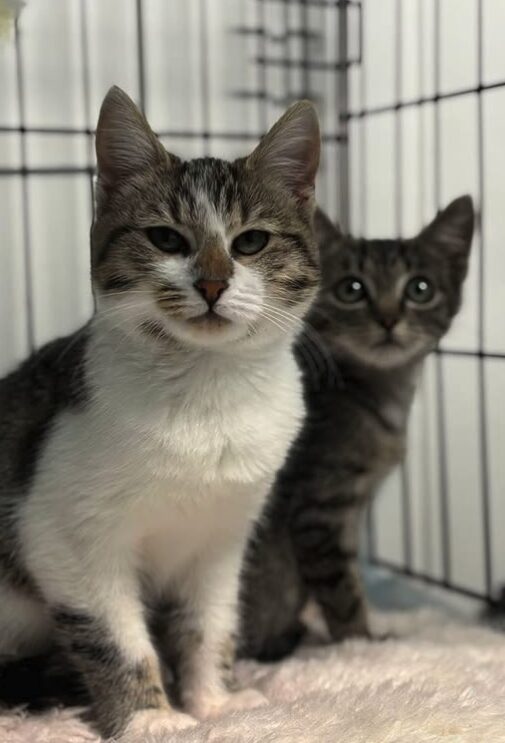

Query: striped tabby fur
[241,196,474,660]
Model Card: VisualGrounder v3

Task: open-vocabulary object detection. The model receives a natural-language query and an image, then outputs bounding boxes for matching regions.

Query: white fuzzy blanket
[2,609,505,743]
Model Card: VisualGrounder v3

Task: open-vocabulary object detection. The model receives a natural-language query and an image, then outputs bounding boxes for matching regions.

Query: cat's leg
[0,579,52,660]
[176,540,267,720]
[24,542,195,739]
[240,522,307,661]
[291,498,370,642]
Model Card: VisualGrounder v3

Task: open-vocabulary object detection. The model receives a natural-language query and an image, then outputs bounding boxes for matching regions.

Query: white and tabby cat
[0,87,320,739]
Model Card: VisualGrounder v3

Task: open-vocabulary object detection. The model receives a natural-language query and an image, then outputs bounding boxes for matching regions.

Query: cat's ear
[95,86,168,190]
[314,207,343,245]
[420,195,475,259]
[246,101,320,202]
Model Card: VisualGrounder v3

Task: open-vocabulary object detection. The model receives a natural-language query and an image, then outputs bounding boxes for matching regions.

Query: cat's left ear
[420,195,475,261]
[246,101,320,203]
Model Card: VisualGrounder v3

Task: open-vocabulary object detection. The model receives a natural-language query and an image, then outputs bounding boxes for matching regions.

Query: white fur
[8,307,304,715]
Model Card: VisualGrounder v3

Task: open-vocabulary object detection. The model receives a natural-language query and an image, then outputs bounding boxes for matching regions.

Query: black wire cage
[0,0,504,608]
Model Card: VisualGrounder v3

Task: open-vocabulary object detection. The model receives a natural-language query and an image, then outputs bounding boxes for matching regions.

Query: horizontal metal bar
[230,89,323,106]
[0,125,345,143]
[0,132,347,175]
[256,0,361,8]
[344,79,505,120]
[369,556,498,605]
[256,56,359,70]
[0,125,94,134]
[0,166,94,176]
[436,348,505,360]
[232,26,321,42]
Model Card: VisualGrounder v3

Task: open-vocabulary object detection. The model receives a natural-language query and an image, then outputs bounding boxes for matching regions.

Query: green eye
[232,230,270,256]
[405,276,435,304]
[335,276,366,304]
[146,226,190,255]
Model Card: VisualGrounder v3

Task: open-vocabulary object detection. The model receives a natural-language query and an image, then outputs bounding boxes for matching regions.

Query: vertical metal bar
[395,0,412,571]
[433,0,452,586]
[282,0,290,101]
[417,0,425,224]
[79,0,95,221]
[257,0,268,134]
[395,0,403,240]
[300,0,310,98]
[359,12,366,240]
[79,0,91,141]
[199,0,210,155]
[337,0,350,232]
[14,19,35,352]
[476,0,493,600]
[135,0,146,113]
[358,1,374,557]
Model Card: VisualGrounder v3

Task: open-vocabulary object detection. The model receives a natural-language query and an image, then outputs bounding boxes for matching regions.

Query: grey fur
[241,195,474,660]
[0,329,89,593]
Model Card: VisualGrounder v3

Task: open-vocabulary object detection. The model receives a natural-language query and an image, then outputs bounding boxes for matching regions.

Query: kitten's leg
[26,547,195,739]
[240,522,307,661]
[291,499,370,641]
[176,543,267,720]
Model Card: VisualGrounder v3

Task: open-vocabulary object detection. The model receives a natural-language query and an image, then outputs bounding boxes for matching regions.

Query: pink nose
[194,279,228,307]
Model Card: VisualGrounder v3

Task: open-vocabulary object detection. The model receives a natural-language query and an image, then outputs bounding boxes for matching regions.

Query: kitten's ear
[246,101,320,203]
[420,195,475,259]
[314,207,343,245]
[95,86,168,189]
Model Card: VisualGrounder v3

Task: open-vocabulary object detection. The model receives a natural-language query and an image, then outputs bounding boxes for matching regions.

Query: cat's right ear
[95,86,168,192]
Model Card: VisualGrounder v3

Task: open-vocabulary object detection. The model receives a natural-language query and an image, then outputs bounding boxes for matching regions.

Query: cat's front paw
[119,708,197,742]
[189,688,267,720]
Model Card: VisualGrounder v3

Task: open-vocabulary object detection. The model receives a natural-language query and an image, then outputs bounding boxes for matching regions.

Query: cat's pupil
[335,276,365,304]
[405,276,434,304]
[146,226,190,255]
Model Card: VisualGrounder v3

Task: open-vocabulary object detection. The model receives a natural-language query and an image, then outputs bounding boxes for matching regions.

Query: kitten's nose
[194,278,229,307]
[379,314,399,331]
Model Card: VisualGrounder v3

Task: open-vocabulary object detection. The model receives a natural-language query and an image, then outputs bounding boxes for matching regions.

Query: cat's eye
[146,226,190,255]
[405,276,435,304]
[335,276,366,304]
[232,230,270,256]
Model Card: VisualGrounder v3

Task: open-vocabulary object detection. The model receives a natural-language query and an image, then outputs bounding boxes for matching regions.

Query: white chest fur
[21,329,304,592]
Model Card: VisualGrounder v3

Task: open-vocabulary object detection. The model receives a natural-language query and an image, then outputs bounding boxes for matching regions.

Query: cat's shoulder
[0,326,90,417]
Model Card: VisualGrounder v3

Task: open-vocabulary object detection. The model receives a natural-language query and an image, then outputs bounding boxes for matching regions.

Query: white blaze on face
[216,262,265,326]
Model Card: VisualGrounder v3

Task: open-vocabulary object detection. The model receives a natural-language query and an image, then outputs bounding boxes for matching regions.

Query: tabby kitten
[241,196,474,660]
[0,87,320,738]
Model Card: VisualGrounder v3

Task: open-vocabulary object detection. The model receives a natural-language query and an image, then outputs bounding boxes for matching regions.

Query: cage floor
[2,594,505,742]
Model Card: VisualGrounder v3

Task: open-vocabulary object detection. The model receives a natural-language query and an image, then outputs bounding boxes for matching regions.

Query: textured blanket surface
[1,609,505,743]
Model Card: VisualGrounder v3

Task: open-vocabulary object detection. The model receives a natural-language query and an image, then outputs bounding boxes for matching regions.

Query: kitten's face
[314,198,474,369]
[91,88,320,351]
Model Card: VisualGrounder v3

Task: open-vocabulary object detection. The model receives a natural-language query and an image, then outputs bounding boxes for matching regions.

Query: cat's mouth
[186,310,232,329]
[375,335,403,349]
